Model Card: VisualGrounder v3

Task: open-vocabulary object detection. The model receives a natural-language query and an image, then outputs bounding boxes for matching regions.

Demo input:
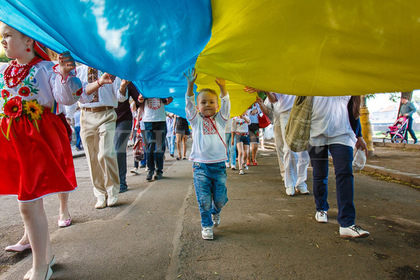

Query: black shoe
[146,171,154,181]
[119,184,128,193]
[414,140,418,144]
[154,172,163,180]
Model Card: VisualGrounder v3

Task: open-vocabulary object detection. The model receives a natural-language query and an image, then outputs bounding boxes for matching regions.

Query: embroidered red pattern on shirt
[203,118,217,135]
[147,98,162,110]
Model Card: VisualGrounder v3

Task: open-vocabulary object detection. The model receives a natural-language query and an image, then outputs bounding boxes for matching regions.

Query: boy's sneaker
[231,165,236,170]
[315,211,328,223]
[201,226,213,240]
[339,225,370,238]
[225,162,230,168]
[239,169,244,175]
[146,171,154,181]
[295,184,310,194]
[285,186,295,196]
[212,213,221,227]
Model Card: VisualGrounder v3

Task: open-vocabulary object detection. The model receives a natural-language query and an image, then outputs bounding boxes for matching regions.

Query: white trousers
[279,111,310,189]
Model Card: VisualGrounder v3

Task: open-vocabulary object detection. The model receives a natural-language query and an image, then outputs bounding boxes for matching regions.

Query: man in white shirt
[77,65,128,209]
[259,92,310,196]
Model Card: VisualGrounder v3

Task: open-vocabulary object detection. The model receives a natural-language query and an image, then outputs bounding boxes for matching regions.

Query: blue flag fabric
[0,0,211,117]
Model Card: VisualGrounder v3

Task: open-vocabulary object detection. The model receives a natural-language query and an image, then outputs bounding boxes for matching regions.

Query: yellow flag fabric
[196,0,420,98]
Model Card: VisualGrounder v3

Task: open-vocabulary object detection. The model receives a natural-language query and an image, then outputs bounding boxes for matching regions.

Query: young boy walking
[184,68,231,240]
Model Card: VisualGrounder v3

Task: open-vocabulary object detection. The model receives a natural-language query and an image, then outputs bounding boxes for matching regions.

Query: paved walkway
[0,139,419,279]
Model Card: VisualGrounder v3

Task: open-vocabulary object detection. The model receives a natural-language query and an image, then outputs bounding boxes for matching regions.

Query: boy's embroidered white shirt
[186,93,230,163]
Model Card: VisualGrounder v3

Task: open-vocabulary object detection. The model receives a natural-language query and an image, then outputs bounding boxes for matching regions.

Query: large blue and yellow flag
[1,0,420,117]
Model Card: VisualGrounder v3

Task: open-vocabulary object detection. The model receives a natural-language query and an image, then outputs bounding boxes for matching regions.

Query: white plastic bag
[352,148,366,171]
[263,124,274,140]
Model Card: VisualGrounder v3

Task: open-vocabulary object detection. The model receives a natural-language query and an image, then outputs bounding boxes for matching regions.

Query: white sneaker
[231,165,236,170]
[95,199,106,209]
[244,164,249,170]
[107,195,118,207]
[295,184,310,194]
[225,162,230,168]
[339,225,370,238]
[315,211,328,223]
[285,186,295,196]
[212,213,221,227]
[130,168,140,175]
[239,169,244,175]
[201,226,213,240]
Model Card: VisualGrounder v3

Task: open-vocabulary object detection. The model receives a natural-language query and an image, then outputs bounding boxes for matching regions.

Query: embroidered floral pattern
[18,86,31,97]
[3,96,23,119]
[1,89,10,98]
[23,100,44,121]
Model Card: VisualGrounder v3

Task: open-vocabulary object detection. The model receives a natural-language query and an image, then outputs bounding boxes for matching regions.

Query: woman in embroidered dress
[0,23,92,280]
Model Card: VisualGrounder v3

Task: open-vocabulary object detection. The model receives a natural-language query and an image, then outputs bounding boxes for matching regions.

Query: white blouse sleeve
[52,64,93,105]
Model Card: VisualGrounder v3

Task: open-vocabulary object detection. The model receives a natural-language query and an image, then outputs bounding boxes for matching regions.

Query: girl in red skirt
[0,23,92,280]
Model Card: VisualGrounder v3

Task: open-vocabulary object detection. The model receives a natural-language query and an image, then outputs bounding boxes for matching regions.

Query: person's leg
[58,192,70,222]
[114,120,133,191]
[225,133,231,164]
[210,162,228,215]
[308,145,330,212]
[144,122,156,174]
[273,125,285,180]
[80,110,107,204]
[176,133,182,159]
[182,135,188,158]
[251,142,259,164]
[406,116,418,143]
[295,151,310,193]
[243,144,250,168]
[98,111,120,200]
[140,130,148,168]
[193,162,214,227]
[19,200,51,279]
[74,126,82,150]
[154,121,167,174]
[236,141,244,170]
[329,144,356,227]
[230,135,237,168]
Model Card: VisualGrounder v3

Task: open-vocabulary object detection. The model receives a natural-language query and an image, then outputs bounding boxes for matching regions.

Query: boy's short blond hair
[197,88,217,99]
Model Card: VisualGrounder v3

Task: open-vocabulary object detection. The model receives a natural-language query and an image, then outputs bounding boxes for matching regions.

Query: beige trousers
[80,109,120,200]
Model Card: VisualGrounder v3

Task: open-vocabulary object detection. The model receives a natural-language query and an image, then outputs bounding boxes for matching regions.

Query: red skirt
[0,111,77,201]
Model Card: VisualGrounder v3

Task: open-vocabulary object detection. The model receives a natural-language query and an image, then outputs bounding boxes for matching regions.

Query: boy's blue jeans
[193,162,228,227]
[308,144,355,227]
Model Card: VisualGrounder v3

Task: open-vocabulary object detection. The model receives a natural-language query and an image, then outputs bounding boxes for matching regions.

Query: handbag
[258,113,271,129]
[285,96,314,152]
[133,130,145,162]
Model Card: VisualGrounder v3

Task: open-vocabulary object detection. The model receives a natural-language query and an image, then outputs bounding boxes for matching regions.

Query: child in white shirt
[184,68,230,240]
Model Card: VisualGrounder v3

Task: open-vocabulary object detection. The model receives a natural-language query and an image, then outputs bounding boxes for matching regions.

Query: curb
[362,164,420,186]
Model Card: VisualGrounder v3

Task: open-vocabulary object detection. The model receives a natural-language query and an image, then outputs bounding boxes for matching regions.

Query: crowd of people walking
[0,22,376,279]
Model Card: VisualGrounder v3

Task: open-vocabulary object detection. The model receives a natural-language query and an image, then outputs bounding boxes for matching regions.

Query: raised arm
[215,77,227,97]
[183,68,197,97]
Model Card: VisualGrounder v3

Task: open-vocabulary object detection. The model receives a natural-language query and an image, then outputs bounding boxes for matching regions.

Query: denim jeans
[74,126,82,150]
[405,116,418,142]
[114,120,133,187]
[308,144,355,227]
[144,121,167,173]
[225,133,236,166]
[166,135,176,155]
[193,162,228,227]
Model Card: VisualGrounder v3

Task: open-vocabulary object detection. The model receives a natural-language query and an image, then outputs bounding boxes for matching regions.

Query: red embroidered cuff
[53,64,77,84]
